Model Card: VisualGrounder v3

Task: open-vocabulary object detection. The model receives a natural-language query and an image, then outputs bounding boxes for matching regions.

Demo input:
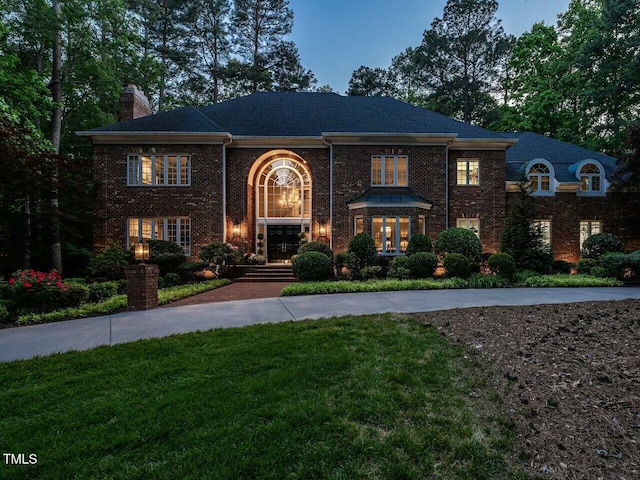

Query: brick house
[79,86,634,264]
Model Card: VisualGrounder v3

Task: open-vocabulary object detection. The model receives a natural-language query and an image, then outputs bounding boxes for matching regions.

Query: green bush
[298,241,333,259]
[468,262,481,275]
[89,243,132,280]
[0,302,9,322]
[576,258,597,275]
[582,232,624,260]
[200,242,240,278]
[598,252,628,280]
[407,252,438,279]
[373,256,390,277]
[626,251,640,279]
[405,234,432,256]
[525,274,622,287]
[590,266,608,278]
[435,228,482,262]
[388,256,411,279]
[347,233,377,276]
[158,273,182,289]
[512,270,540,284]
[360,266,383,280]
[292,252,332,282]
[487,253,516,281]
[115,279,127,295]
[88,281,119,303]
[468,273,508,289]
[551,260,573,274]
[443,253,470,278]
[153,253,187,276]
[148,239,185,257]
[64,282,90,308]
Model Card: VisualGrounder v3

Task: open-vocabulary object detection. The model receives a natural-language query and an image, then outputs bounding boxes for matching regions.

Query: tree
[347,66,397,97]
[394,0,512,125]
[271,41,316,92]
[500,177,552,272]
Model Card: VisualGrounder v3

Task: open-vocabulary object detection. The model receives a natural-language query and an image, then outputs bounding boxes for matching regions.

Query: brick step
[235,265,296,283]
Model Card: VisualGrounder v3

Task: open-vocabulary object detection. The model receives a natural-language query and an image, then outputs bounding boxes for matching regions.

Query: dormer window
[579,163,601,192]
[525,159,555,196]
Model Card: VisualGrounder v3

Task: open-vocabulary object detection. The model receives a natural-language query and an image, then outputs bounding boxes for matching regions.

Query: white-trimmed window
[373,216,410,254]
[456,218,480,238]
[457,159,479,185]
[580,220,602,250]
[526,160,554,195]
[371,155,408,186]
[579,163,602,193]
[354,216,365,235]
[128,217,191,255]
[417,215,426,235]
[127,155,191,186]
[534,220,552,246]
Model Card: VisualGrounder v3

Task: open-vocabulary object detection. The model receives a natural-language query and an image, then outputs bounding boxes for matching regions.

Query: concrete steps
[235,264,296,283]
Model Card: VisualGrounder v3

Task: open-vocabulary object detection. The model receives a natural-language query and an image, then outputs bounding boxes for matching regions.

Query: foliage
[581,232,624,260]
[292,252,332,282]
[627,251,640,275]
[281,278,469,296]
[347,233,377,277]
[373,256,391,278]
[148,239,185,256]
[297,241,333,259]
[590,266,608,278]
[199,242,239,278]
[158,273,182,289]
[468,273,508,289]
[551,260,573,274]
[152,254,187,276]
[388,255,412,279]
[0,302,8,322]
[64,282,90,308]
[598,252,628,280]
[360,266,383,280]
[500,178,552,272]
[487,253,516,281]
[7,269,69,313]
[405,233,433,256]
[511,270,541,285]
[347,66,397,97]
[87,281,119,303]
[443,253,470,279]
[435,228,482,262]
[576,258,598,275]
[407,252,438,279]
[524,274,622,288]
[90,243,133,280]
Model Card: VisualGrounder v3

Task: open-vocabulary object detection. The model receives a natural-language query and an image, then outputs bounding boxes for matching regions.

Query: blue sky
[287,0,572,93]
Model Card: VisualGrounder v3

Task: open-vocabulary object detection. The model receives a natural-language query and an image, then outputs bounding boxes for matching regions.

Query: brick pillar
[125,264,160,311]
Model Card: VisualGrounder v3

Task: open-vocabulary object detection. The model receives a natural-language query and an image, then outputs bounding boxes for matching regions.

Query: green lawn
[0,315,526,479]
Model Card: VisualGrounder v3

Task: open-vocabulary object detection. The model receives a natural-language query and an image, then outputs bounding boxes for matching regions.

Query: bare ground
[413,299,640,480]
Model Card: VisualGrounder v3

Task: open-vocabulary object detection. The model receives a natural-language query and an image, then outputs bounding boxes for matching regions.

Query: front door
[267,225,300,263]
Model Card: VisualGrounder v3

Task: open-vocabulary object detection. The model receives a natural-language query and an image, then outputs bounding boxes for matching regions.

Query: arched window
[257,158,311,219]
[526,159,555,195]
[579,163,602,193]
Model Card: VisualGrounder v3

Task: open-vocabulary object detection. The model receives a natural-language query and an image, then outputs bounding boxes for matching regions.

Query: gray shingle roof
[502,132,618,181]
[347,187,432,207]
[89,106,225,133]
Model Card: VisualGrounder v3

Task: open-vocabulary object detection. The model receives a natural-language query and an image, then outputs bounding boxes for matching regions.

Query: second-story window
[371,155,408,186]
[127,154,191,186]
[457,159,479,185]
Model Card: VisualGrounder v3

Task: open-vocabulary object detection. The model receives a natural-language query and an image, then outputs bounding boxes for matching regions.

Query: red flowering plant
[8,269,70,313]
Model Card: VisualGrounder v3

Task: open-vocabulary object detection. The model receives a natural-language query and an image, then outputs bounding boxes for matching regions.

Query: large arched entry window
[253,154,312,263]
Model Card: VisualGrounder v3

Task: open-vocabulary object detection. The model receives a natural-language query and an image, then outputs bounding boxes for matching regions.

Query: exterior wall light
[134,242,150,261]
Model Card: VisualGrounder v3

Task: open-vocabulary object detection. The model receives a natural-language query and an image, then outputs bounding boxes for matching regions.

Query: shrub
[179,261,208,279]
[373,256,390,278]
[487,253,516,281]
[407,252,438,279]
[443,253,470,278]
[158,273,182,288]
[0,302,9,322]
[468,273,508,289]
[468,262,481,275]
[64,282,90,308]
[512,270,540,284]
[360,265,383,280]
[8,270,69,313]
[551,260,573,274]
[334,252,352,269]
[590,266,608,278]
[347,233,377,276]
[435,228,482,262]
[627,251,640,280]
[153,253,187,275]
[598,252,628,280]
[88,281,119,303]
[89,243,132,280]
[298,241,333,259]
[199,242,240,278]
[582,232,624,260]
[292,251,332,282]
[115,279,127,295]
[148,239,185,257]
[576,258,597,275]
[405,234,432,256]
[388,256,411,279]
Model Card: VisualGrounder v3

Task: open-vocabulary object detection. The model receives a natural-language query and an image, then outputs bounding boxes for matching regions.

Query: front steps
[234,264,296,283]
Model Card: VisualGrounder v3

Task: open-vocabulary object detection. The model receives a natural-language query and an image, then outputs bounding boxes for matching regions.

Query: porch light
[134,242,150,261]
[232,221,241,238]
[319,221,327,238]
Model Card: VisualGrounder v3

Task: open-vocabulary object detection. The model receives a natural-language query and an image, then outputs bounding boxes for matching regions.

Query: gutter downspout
[222,134,233,242]
[445,142,450,230]
[323,136,333,250]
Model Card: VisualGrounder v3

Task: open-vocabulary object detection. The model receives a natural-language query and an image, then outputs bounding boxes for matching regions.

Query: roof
[502,132,618,181]
[86,92,505,139]
[347,187,432,209]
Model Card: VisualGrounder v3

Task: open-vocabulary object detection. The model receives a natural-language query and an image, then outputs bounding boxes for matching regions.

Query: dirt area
[414,299,640,480]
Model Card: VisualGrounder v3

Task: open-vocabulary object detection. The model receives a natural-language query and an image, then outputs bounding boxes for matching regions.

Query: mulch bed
[414,299,640,480]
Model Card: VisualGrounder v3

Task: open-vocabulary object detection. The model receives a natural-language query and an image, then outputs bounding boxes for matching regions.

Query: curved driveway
[1,287,640,363]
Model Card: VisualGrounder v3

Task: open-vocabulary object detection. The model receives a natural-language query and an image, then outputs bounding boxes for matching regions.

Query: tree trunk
[50,0,63,272]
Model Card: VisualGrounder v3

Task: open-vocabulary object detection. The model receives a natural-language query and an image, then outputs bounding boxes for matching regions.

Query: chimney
[119,84,152,122]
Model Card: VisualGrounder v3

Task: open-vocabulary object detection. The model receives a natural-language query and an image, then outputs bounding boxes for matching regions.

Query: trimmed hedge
[435,228,482,262]
[581,233,623,260]
[487,253,516,281]
[292,251,332,282]
[576,258,597,275]
[443,253,470,279]
[407,252,438,279]
[297,241,333,259]
[405,234,432,256]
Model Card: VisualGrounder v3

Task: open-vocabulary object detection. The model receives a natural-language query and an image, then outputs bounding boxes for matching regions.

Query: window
[457,159,479,185]
[128,217,191,255]
[373,216,410,254]
[257,158,311,219]
[127,155,191,186]
[534,220,552,246]
[417,215,426,235]
[354,216,365,235]
[371,155,408,186]
[580,220,602,250]
[579,163,602,193]
[527,162,553,194]
[456,218,480,238]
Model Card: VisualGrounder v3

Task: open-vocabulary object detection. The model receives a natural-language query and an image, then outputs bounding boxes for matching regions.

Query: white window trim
[525,158,556,196]
[456,159,480,186]
[574,159,607,196]
[534,219,552,246]
[580,220,602,250]
[371,155,409,187]
[373,216,411,255]
[353,216,364,235]
[456,218,480,238]
[127,217,191,255]
[127,154,191,187]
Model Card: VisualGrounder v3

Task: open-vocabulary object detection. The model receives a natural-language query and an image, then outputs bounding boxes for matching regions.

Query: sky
[287,0,572,93]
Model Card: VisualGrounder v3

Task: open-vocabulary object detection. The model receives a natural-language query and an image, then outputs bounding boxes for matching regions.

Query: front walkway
[1,287,639,363]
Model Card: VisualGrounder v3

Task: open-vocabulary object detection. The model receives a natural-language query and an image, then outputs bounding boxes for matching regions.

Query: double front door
[267,225,300,263]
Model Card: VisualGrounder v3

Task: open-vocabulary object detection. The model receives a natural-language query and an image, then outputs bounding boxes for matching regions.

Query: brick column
[125,264,160,311]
